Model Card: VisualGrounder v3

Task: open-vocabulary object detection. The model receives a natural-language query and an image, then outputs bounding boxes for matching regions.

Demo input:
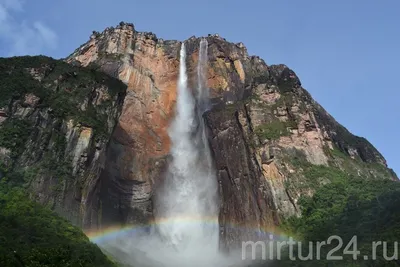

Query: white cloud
[0,0,58,56]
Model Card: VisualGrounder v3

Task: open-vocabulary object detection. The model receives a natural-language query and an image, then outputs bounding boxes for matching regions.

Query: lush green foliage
[0,179,116,266]
[276,157,400,266]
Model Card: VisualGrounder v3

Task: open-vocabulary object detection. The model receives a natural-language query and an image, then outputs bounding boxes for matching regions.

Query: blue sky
[0,0,398,175]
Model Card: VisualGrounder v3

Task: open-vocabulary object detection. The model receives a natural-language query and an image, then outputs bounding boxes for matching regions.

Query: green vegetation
[324,144,394,180]
[313,102,384,164]
[277,178,400,266]
[0,119,74,187]
[0,172,117,266]
[254,120,295,140]
[326,145,349,159]
[272,93,290,109]
[0,56,126,138]
[97,52,124,60]
[273,152,400,266]
[283,152,351,193]
[0,118,32,158]
[0,56,126,266]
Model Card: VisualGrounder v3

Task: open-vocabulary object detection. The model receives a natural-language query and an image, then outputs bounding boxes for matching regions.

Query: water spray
[93,39,252,267]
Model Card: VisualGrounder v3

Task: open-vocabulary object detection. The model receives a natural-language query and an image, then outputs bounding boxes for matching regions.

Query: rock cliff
[0,56,126,229]
[65,22,397,246]
[1,22,396,250]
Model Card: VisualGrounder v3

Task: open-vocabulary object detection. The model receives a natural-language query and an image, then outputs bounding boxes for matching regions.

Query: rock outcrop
[65,23,397,246]
[1,22,396,250]
[0,56,126,228]
[66,23,260,227]
[205,64,398,247]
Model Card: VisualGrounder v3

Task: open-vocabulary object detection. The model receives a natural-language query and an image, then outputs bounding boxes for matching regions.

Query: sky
[0,0,398,175]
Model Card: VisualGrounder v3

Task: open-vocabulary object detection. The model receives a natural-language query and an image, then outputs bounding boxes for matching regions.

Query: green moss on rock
[0,118,32,158]
[0,56,126,139]
[254,120,294,140]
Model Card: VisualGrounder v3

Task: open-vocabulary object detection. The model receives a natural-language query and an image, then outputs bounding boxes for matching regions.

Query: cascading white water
[197,38,210,111]
[95,39,252,267]
[154,38,219,255]
[196,39,214,175]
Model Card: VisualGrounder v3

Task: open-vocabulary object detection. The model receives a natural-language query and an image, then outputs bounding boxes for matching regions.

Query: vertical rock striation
[66,23,397,242]
[0,56,126,229]
[2,22,392,248]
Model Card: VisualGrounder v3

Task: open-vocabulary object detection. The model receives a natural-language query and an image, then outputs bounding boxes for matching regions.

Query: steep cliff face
[68,24,179,226]
[66,23,258,226]
[205,64,397,247]
[65,22,397,243]
[0,56,126,229]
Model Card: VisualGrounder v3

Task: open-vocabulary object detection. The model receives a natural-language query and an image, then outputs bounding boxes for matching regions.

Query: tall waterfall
[197,38,210,112]
[154,39,219,252]
[96,39,248,267]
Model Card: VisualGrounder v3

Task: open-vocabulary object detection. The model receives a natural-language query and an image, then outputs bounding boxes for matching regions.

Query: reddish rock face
[68,22,396,246]
[67,24,256,228]
[69,25,182,226]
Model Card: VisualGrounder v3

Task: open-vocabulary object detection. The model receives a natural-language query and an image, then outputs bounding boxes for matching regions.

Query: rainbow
[86,216,291,244]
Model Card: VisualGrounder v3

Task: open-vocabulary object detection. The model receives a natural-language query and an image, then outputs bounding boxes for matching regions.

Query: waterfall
[154,39,219,251]
[197,38,210,112]
[95,39,249,267]
[195,39,214,173]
